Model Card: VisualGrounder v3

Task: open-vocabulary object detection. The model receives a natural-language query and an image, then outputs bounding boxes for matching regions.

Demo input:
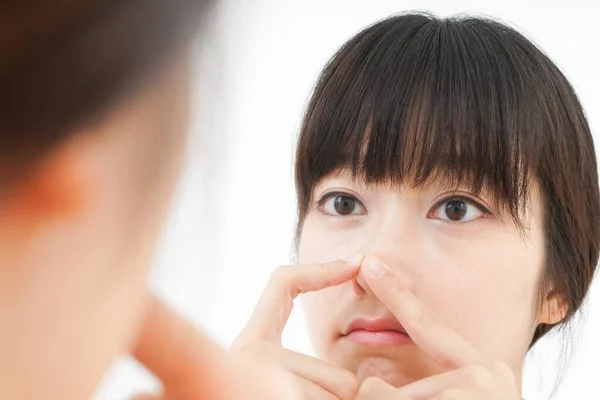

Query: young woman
[0,1,296,399]
[234,13,599,400]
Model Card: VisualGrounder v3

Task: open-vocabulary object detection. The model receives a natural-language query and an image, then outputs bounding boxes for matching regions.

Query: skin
[0,56,191,400]
[233,259,363,400]
[133,296,300,400]
[0,53,298,400]
[353,255,523,399]
[237,168,565,399]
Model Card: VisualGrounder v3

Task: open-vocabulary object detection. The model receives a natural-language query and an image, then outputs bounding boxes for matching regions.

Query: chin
[323,339,441,387]
[354,357,418,388]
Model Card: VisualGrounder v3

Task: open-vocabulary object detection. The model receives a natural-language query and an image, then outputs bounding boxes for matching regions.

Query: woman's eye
[430,197,488,222]
[320,194,366,216]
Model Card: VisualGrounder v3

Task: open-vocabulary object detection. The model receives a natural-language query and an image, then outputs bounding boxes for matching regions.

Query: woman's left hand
[354,255,521,400]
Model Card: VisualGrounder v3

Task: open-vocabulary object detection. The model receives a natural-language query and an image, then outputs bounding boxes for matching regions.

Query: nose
[352,207,417,296]
[353,269,371,295]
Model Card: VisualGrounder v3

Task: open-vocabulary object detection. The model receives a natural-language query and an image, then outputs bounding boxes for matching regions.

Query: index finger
[238,256,363,344]
[360,255,482,369]
[355,377,411,400]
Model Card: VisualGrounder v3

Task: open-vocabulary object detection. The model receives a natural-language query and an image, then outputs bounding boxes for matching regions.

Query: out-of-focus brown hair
[0,0,213,183]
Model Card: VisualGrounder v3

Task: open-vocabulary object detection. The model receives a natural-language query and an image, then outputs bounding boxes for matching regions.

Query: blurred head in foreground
[0,1,214,398]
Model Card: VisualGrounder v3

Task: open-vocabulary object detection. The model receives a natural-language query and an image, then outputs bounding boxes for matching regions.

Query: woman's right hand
[132,295,302,400]
[231,257,363,400]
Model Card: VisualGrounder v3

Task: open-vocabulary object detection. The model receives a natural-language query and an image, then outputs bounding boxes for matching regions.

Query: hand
[355,255,521,400]
[131,295,300,400]
[231,258,363,400]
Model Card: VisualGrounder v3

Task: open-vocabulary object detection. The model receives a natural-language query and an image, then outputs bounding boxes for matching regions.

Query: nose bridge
[352,197,418,296]
[363,203,414,264]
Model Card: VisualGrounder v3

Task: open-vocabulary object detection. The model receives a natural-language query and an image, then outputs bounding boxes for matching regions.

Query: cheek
[418,229,544,355]
[298,216,360,354]
[302,289,343,355]
[302,290,334,328]
[423,224,544,297]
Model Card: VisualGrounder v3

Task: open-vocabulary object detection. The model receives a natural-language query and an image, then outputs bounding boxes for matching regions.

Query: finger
[132,295,226,399]
[291,373,340,400]
[133,296,302,400]
[395,370,460,399]
[355,377,411,400]
[360,255,481,369]
[225,355,304,400]
[131,395,161,400]
[234,340,358,400]
[429,388,474,400]
[240,256,363,343]
[396,367,486,400]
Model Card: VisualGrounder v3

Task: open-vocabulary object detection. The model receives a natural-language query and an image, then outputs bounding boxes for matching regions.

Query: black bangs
[295,13,562,225]
[295,12,600,351]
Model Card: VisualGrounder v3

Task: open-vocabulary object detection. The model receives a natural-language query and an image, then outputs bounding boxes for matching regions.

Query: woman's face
[299,169,546,387]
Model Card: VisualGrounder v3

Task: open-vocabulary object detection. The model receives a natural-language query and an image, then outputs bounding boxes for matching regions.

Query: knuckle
[229,337,260,356]
[336,370,359,400]
[436,388,462,400]
[403,304,429,333]
[461,364,492,387]
[229,337,251,354]
[357,377,384,397]
[488,359,516,384]
[269,265,293,286]
[387,282,406,297]
[322,259,345,271]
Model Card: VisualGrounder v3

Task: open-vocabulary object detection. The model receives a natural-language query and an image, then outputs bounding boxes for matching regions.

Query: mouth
[342,317,412,347]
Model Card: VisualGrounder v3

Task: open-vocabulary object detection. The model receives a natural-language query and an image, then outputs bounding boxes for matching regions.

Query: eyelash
[431,195,492,216]
[316,191,365,214]
[316,192,493,222]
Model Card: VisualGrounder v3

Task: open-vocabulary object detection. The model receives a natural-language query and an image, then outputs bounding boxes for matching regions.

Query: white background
[94,1,600,399]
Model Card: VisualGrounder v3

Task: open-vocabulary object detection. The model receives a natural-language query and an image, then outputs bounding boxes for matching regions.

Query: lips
[343,317,412,346]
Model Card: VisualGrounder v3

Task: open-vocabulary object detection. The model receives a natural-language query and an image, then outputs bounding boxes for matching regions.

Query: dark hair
[295,13,599,347]
[0,0,213,183]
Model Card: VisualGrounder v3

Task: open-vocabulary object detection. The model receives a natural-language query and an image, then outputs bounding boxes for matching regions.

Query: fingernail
[364,256,388,277]
[344,255,364,266]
